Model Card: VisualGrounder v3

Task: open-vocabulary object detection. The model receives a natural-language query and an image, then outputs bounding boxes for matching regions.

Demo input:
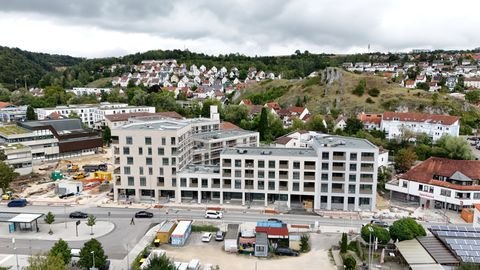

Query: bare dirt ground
[161,232,339,270]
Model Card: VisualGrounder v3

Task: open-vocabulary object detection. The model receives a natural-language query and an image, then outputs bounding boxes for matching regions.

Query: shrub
[343,255,356,270]
[191,225,219,232]
[368,87,380,97]
[389,218,426,242]
[300,234,310,253]
[352,79,366,96]
[361,224,390,244]
[340,233,348,253]
[366,97,375,104]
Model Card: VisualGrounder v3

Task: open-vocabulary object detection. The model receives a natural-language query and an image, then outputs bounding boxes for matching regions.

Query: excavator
[55,160,79,172]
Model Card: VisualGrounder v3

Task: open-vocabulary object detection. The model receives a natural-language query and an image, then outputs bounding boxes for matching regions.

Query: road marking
[0,254,13,265]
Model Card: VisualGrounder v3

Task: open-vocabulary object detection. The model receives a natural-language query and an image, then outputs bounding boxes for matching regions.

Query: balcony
[258,185,265,190]
[114,158,120,165]
[245,173,254,178]
[333,155,346,161]
[245,162,254,168]
[361,167,374,172]
[361,156,375,162]
[279,174,288,180]
[279,186,288,191]
[112,139,119,145]
[223,173,231,177]
[116,180,121,185]
[332,166,346,171]
[245,185,254,190]
[157,182,165,187]
[212,184,220,188]
[303,187,315,192]
[304,165,316,170]
[332,188,344,193]
[360,177,373,183]
[223,184,232,189]
[190,183,198,188]
[332,176,345,182]
[304,174,315,181]
[279,164,288,169]
[360,189,373,195]
[113,147,119,155]
[223,162,231,167]
[113,167,120,174]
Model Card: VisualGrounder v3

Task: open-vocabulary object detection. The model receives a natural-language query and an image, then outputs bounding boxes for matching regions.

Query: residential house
[357,112,382,130]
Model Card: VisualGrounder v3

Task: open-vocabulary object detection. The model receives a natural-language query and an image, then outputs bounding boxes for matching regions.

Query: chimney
[210,105,219,121]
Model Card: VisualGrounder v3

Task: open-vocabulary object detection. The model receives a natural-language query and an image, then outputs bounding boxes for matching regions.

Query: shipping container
[156,220,177,244]
[171,220,192,246]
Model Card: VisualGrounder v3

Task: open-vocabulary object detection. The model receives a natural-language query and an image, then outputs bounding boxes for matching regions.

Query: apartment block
[0,144,32,175]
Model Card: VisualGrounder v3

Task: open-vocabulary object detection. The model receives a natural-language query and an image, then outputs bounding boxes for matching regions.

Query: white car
[201,233,213,242]
[205,210,223,219]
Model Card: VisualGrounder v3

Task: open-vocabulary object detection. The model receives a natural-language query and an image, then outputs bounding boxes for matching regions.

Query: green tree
[79,238,108,270]
[344,118,363,135]
[150,91,178,112]
[49,239,72,265]
[300,234,310,253]
[306,114,327,132]
[27,253,66,270]
[433,135,475,160]
[340,232,348,253]
[44,212,55,235]
[258,107,270,141]
[394,148,417,173]
[343,255,356,270]
[0,161,19,196]
[291,118,306,131]
[144,254,176,270]
[103,126,112,146]
[465,91,480,104]
[223,105,249,125]
[0,85,11,102]
[87,215,96,235]
[389,218,426,242]
[26,105,37,120]
[201,99,221,118]
[68,111,79,118]
[361,224,390,245]
[367,88,380,97]
[352,79,366,96]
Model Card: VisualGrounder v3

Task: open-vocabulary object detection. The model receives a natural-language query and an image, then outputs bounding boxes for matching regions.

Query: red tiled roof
[357,112,382,125]
[241,99,253,105]
[401,157,480,191]
[0,102,13,109]
[383,112,459,125]
[255,226,289,237]
[264,102,281,111]
[221,121,242,130]
[289,106,306,114]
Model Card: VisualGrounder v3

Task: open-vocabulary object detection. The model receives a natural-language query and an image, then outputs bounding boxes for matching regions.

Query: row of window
[126,136,176,145]
[123,166,176,175]
[122,147,176,156]
[126,156,176,166]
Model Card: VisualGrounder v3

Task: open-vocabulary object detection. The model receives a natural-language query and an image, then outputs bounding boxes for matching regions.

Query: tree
[299,234,310,253]
[26,106,37,120]
[102,126,112,146]
[340,232,348,253]
[306,114,327,132]
[201,99,221,118]
[44,212,55,235]
[68,111,79,119]
[79,238,108,270]
[223,105,249,125]
[361,224,390,245]
[344,118,363,135]
[343,255,356,270]
[367,88,380,97]
[258,107,270,141]
[87,215,96,235]
[389,217,426,242]
[465,91,480,104]
[394,148,417,173]
[0,161,18,195]
[49,239,72,265]
[352,79,366,96]
[144,254,176,270]
[27,253,66,270]
[433,135,475,160]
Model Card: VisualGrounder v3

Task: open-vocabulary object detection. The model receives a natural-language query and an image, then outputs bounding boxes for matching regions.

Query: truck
[82,164,108,173]
[73,172,89,180]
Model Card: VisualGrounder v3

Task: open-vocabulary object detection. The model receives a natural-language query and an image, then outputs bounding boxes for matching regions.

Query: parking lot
[161,232,339,270]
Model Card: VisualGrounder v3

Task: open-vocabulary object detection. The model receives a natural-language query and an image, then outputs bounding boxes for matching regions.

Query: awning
[396,239,436,265]
[8,213,43,223]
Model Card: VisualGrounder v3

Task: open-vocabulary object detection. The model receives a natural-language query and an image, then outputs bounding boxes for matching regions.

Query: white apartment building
[381,112,460,141]
[0,144,32,175]
[386,157,480,211]
[35,103,155,129]
[67,87,112,96]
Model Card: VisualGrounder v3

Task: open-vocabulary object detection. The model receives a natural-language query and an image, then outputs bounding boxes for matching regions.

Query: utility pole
[14,78,18,89]
[12,238,19,270]
[64,204,67,228]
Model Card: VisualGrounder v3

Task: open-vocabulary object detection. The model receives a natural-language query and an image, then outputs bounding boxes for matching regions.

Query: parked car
[369,220,389,228]
[69,211,88,219]
[268,218,283,223]
[7,198,27,207]
[275,247,299,256]
[134,211,153,218]
[205,210,223,219]
[71,248,81,257]
[215,231,225,241]
[201,233,213,242]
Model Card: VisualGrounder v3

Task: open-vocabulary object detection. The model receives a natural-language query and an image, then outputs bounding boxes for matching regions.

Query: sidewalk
[0,221,115,241]
[109,223,161,270]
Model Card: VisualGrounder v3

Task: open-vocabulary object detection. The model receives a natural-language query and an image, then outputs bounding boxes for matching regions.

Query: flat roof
[314,135,378,150]
[8,213,43,223]
[158,220,177,233]
[194,130,257,141]
[0,125,30,135]
[171,220,192,236]
[396,239,437,265]
[222,147,317,157]
[0,212,20,222]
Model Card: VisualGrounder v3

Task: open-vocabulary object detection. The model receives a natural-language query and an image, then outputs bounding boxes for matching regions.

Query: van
[205,210,223,219]
[7,199,27,207]
[71,248,81,257]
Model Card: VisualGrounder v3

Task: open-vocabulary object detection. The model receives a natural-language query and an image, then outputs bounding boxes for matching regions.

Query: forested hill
[0,46,83,88]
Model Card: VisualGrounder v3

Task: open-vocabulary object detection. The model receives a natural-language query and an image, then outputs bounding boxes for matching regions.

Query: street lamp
[368,226,374,270]
[12,238,19,270]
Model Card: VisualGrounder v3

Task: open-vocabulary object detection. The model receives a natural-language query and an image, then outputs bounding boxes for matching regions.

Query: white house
[381,111,460,141]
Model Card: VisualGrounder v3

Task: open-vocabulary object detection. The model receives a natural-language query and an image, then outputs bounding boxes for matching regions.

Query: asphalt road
[0,204,455,259]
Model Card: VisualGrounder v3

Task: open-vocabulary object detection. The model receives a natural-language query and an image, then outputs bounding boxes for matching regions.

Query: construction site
[1,147,114,206]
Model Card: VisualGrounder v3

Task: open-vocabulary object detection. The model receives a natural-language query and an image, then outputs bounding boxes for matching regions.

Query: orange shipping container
[461,208,474,223]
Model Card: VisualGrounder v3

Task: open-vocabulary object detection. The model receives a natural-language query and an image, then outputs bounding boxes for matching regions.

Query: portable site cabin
[156,220,177,244]
[224,224,240,252]
[55,180,83,195]
[255,232,269,257]
[171,220,192,246]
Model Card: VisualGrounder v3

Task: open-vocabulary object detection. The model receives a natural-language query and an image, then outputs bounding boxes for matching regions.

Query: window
[171,137,176,145]
[268,171,275,179]
[140,177,146,186]
[146,157,152,165]
[235,180,241,189]
[138,147,143,155]
[235,170,241,177]
[402,181,407,188]
[349,164,357,171]
[350,153,357,161]
[159,167,164,175]
[123,147,130,155]
[158,177,165,186]
[148,167,153,175]
[321,184,328,192]
[127,176,134,186]
[258,170,264,178]
[321,173,328,181]
[258,181,265,190]
[349,174,356,182]
[147,147,152,155]
[172,178,177,187]
[123,166,131,175]
[172,147,177,155]
[293,161,300,169]
[268,161,275,169]
[418,184,423,191]
[126,136,133,145]
[441,189,452,197]
[171,158,176,166]
[235,160,241,167]
[293,172,300,180]
[268,181,275,190]
[145,137,152,145]
[474,193,480,199]
[158,147,164,155]
[180,178,187,187]
[293,182,300,191]
[258,160,265,168]
[161,137,166,145]
[127,157,133,165]
[139,167,144,175]
[163,158,169,166]
[322,163,329,170]
[322,152,329,160]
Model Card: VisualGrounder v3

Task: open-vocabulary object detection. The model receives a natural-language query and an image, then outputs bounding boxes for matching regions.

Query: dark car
[7,199,27,207]
[268,218,283,223]
[275,247,299,256]
[69,211,88,219]
[135,211,153,218]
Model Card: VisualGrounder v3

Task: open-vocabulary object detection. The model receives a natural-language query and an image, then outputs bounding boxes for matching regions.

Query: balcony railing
[223,184,231,189]
[360,189,373,194]
[245,185,254,190]
[304,165,315,170]
[303,187,315,192]
[333,155,346,161]
[223,173,231,177]
[212,184,220,188]
[245,173,254,178]
[190,183,198,188]
[332,188,344,193]
[157,182,165,187]
[279,164,288,169]
[361,156,375,161]
[279,174,288,180]
[258,185,265,190]
[361,167,374,172]
[360,177,373,183]
[332,176,344,182]
[332,166,346,171]
[304,175,315,181]
[279,186,288,191]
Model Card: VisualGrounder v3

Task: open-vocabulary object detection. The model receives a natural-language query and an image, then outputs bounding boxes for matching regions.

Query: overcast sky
[0,0,479,58]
